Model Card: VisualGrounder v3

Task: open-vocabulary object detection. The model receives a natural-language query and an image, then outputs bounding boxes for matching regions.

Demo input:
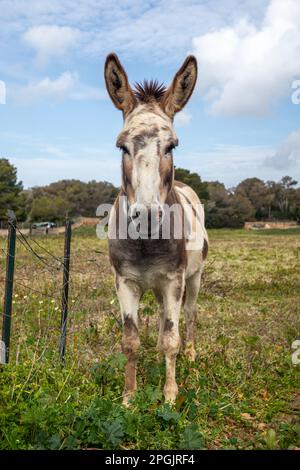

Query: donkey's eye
[165,144,175,155]
[120,145,130,156]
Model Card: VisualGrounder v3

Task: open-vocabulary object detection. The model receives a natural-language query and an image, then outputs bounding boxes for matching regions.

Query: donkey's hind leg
[183,268,203,361]
[116,276,142,406]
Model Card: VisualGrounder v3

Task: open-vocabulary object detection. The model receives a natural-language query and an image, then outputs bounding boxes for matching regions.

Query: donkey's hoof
[122,398,131,407]
[164,384,178,404]
[184,342,196,362]
[122,392,134,407]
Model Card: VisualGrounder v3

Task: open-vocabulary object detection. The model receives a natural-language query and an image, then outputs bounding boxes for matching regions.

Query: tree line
[0,158,299,228]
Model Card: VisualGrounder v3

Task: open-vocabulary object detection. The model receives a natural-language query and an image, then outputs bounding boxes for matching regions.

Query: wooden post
[59,220,72,363]
[1,210,17,364]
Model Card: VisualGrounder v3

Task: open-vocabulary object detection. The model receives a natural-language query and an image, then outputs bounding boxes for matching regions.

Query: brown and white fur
[104,53,208,405]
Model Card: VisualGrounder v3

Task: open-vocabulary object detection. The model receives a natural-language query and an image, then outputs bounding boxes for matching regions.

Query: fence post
[1,210,17,364]
[59,220,72,363]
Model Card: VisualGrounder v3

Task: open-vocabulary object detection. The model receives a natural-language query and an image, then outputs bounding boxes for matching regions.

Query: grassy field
[0,226,299,450]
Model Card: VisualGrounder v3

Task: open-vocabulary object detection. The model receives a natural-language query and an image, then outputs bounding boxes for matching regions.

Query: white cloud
[264,129,300,169]
[192,0,300,116]
[174,110,192,127]
[23,25,81,66]
[15,72,77,104]
[1,1,269,63]
[14,72,106,104]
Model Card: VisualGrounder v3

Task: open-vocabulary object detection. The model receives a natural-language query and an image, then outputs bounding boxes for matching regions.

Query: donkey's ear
[104,53,136,115]
[161,55,197,118]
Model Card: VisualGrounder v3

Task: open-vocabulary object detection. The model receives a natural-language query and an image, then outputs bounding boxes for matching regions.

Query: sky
[0,0,300,189]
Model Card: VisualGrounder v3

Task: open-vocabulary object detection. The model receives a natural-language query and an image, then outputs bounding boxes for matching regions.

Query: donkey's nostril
[132,211,140,220]
[159,206,165,219]
[129,203,143,221]
[155,205,165,224]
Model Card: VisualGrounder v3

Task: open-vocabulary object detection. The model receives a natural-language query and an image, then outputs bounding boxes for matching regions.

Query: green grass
[0,227,299,450]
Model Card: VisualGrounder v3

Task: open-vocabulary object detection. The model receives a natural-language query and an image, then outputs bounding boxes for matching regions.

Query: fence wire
[1,223,121,368]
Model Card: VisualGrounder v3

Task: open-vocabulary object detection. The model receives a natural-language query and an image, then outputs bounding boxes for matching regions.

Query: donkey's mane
[133,79,167,103]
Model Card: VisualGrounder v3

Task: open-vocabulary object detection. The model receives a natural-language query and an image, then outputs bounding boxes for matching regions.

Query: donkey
[104,53,208,405]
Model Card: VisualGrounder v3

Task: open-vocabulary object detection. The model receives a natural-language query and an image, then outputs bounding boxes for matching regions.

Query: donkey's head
[104,53,197,217]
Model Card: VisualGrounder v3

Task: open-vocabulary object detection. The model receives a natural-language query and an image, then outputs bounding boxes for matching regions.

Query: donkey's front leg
[116,276,142,406]
[160,271,185,403]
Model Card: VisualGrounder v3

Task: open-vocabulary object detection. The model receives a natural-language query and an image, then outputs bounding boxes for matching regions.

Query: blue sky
[0,0,300,189]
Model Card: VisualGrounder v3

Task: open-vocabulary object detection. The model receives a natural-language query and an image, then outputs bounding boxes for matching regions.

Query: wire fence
[0,212,122,367]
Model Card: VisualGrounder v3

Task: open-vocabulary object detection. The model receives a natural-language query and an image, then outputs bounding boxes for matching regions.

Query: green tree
[29,196,69,222]
[0,158,26,222]
[278,176,298,215]
[290,187,300,221]
[205,181,255,228]
[235,177,272,219]
[268,176,298,219]
[175,168,209,200]
[29,179,119,222]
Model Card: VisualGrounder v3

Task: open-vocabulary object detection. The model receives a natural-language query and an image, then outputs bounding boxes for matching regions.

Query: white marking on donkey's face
[117,104,178,211]
[132,143,160,207]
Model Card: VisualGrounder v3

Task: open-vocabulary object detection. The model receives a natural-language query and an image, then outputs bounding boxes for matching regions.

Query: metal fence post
[59,220,72,363]
[1,210,17,364]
